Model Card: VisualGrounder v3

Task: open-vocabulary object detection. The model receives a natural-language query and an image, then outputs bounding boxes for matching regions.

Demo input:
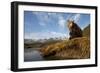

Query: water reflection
[24,48,44,62]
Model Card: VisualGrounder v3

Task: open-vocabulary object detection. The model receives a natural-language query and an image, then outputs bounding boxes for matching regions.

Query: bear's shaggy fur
[67,20,82,39]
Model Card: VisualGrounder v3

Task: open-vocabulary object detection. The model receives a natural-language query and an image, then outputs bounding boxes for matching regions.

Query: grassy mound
[39,37,90,60]
[83,24,90,37]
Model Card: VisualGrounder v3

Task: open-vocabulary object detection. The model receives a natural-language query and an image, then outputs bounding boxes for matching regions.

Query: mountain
[24,39,35,44]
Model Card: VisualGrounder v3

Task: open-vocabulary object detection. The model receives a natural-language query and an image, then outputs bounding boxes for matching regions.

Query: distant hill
[83,24,90,37]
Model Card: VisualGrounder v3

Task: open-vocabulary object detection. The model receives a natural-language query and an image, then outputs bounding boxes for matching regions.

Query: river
[24,48,44,62]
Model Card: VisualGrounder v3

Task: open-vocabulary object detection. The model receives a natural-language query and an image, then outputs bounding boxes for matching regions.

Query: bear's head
[67,20,74,30]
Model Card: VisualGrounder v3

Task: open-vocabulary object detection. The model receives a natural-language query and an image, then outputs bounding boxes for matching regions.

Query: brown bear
[67,20,82,40]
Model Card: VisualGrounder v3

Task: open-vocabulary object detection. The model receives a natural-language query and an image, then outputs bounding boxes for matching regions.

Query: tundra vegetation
[24,23,90,60]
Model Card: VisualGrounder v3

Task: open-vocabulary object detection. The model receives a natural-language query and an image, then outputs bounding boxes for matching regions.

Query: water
[24,48,44,62]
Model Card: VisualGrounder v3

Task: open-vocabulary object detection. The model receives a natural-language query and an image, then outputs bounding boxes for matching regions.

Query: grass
[39,37,90,60]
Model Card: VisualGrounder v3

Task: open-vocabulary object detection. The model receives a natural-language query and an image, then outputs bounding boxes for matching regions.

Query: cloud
[32,12,67,28]
[25,31,67,40]
[58,16,66,28]
[47,12,59,19]
[73,14,81,23]
[66,14,81,23]
[39,22,46,26]
[32,12,49,26]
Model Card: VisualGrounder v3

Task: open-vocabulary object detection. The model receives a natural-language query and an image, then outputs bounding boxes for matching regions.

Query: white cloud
[58,16,66,28]
[32,12,67,28]
[47,12,57,16]
[39,22,46,26]
[47,12,61,20]
[73,14,81,23]
[66,14,81,23]
[25,31,67,40]
[32,12,49,26]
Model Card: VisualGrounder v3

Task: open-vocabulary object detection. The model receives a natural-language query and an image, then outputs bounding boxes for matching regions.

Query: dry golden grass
[39,37,90,60]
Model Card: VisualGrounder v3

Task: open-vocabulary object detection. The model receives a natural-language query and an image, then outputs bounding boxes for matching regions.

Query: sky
[24,11,90,40]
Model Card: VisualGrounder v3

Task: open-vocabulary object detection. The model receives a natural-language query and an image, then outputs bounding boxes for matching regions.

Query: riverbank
[39,37,90,60]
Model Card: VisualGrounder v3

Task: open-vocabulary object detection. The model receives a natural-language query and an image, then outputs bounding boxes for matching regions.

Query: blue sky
[24,11,90,40]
